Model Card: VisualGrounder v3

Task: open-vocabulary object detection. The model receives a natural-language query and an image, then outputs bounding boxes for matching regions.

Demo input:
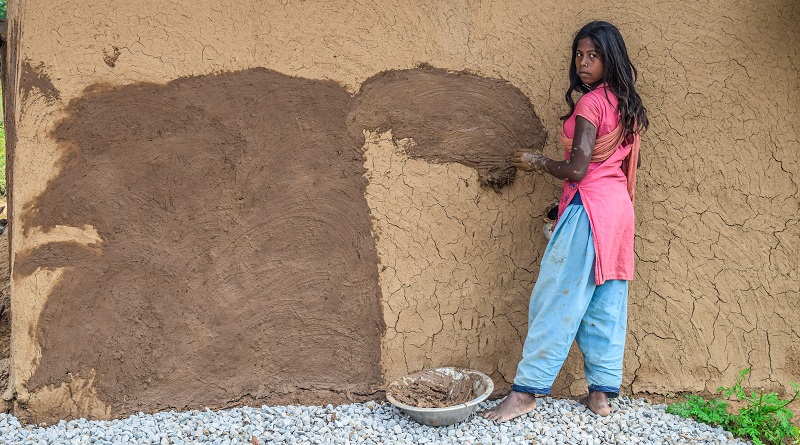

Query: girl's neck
[583,81,605,91]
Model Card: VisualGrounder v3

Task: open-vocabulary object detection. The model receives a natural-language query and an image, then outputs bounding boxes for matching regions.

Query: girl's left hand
[513,151,548,172]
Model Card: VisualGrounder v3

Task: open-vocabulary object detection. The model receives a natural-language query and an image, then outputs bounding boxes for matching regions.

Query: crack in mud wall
[361,131,542,386]
[347,67,546,388]
[618,2,800,396]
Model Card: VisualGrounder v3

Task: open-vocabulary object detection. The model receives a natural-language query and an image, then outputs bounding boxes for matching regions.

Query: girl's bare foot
[579,391,611,416]
[479,391,537,422]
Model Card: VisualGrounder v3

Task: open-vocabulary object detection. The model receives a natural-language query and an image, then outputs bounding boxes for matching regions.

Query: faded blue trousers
[512,195,628,397]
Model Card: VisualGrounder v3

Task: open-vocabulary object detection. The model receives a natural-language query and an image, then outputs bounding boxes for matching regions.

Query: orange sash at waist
[560,122,641,202]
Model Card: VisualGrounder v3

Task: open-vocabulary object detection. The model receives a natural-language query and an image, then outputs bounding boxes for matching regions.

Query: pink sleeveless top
[560,85,635,284]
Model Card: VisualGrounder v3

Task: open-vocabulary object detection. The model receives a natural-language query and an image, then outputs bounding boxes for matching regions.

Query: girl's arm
[513,116,596,182]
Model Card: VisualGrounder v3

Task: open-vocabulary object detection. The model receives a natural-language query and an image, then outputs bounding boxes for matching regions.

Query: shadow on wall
[15,65,545,418]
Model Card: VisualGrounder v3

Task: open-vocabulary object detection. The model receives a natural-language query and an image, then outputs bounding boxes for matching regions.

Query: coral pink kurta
[559,84,635,284]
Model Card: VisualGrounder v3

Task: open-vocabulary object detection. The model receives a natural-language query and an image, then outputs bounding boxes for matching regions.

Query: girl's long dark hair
[561,21,649,135]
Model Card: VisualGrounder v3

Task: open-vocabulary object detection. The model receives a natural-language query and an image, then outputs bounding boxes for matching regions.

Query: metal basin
[386,367,494,426]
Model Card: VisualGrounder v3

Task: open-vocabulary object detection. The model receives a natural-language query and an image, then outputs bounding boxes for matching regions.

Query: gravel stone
[0,397,753,444]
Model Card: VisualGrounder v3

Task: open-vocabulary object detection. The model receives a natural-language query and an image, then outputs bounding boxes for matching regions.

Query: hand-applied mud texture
[388,368,478,408]
[16,66,544,419]
[20,61,61,105]
[348,66,547,190]
[17,68,385,416]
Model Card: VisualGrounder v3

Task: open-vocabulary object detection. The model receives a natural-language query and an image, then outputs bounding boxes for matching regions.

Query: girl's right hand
[513,151,548,172]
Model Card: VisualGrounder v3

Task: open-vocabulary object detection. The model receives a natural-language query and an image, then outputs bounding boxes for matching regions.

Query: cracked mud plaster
[351,66,547,391]
[22,372,112,422]
[363,131,542,389]
[619,1,800,397]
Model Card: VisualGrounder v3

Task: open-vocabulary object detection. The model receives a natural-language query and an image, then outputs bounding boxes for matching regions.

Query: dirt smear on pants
[16,66,543,418]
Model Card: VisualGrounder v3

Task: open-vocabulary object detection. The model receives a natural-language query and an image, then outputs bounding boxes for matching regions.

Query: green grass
[667,369,799,445]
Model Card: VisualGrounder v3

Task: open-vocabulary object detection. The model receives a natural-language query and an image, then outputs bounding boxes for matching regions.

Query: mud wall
[4,0,798,423]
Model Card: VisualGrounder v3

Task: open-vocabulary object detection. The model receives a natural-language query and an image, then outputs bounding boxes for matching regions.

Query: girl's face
[575,37,604,88]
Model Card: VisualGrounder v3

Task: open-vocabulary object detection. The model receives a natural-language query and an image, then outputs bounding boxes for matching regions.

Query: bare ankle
[479,391,538,423]
[580,391,611,416]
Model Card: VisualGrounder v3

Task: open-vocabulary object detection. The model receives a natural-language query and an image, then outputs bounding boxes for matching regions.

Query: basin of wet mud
[386,367,493,426]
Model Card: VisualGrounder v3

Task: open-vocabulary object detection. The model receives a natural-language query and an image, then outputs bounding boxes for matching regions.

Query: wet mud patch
[19,68,384,415]
[348,65,547,189]
[18,65,544,418]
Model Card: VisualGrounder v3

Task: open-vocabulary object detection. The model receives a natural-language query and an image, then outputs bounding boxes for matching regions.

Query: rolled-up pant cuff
[511,384,550,395]
[588,384,619,398]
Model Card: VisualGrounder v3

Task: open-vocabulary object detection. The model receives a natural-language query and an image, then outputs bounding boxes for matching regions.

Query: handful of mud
[387,368,481,408]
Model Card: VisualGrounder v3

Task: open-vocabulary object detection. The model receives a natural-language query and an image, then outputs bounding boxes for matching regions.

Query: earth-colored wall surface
[2,0,798,423]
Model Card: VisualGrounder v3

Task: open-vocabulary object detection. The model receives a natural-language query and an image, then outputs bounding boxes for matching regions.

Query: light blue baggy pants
[512,199,628,397]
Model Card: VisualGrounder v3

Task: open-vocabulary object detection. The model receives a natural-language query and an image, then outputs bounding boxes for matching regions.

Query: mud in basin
[385,367,494,426]
[387,367,485,408]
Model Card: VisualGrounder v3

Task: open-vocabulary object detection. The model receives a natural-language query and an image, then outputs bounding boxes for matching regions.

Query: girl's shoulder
[574,85,620,134]
[578,84,618,110]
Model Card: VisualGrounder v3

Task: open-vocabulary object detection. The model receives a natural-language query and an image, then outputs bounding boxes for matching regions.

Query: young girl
[482,20,648,422]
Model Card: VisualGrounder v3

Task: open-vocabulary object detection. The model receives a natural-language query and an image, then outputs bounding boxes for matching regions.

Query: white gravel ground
[0,396,751,445]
